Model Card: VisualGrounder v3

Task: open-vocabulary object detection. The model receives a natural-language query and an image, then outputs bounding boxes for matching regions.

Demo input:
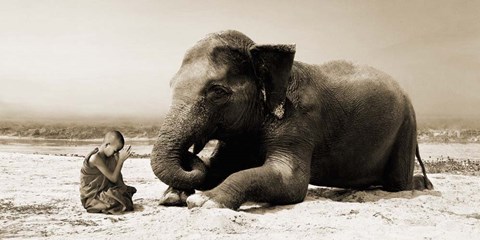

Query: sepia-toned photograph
[1,0,479,239]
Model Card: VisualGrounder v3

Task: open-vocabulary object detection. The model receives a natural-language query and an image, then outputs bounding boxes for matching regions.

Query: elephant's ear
[250,44,296,119]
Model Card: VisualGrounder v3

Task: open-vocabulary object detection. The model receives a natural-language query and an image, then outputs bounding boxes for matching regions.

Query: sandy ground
[1,152,479,239]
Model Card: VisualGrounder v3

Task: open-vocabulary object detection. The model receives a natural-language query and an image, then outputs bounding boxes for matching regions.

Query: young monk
[80,130,137,214]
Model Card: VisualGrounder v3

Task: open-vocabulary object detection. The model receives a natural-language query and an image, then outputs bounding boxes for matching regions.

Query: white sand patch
[0,152,479,239]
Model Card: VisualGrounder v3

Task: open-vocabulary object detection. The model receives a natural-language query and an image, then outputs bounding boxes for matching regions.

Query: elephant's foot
[186,192,227,209]
[413,174,434,190]
[159,186,195,206]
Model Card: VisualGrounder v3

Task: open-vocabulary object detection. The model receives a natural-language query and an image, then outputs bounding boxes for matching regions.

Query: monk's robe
[79,148,136,214]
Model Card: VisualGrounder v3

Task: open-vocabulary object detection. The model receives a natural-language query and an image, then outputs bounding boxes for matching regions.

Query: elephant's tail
[416,144,434,190]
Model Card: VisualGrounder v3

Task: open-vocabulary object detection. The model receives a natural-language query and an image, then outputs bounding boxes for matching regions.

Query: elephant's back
[318,60,405,97]
[290,60,410,112]
[308,60,415,187]
[316,60,413,139]
[316,60,410,115]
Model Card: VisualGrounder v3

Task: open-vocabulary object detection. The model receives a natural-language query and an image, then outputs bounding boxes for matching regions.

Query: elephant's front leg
[187,143,313,210]
[159,186,195,206]
[159,141,257,206]
[158,151,203,206]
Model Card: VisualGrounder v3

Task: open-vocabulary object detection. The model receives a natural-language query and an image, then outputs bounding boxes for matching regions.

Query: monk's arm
[108,154,127,186]
[117,171,126,186]
[91,155,125,184]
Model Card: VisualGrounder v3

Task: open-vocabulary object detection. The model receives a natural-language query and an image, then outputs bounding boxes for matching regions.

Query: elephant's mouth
[189,139,219,165]
[192,136,211,155]
[190,128,220,163]
[192,138,219,154]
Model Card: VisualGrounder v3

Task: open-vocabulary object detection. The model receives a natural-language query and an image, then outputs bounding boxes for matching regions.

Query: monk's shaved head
[103,130,125,146]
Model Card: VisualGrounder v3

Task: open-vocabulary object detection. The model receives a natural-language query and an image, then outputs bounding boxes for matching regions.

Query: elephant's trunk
[150,103,209,190]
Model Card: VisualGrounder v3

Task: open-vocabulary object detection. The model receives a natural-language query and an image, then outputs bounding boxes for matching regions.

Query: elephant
[150,30,433,210]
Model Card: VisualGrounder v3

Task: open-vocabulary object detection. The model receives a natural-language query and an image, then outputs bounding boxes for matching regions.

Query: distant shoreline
[0,135,156,142]
[0,134,479,144]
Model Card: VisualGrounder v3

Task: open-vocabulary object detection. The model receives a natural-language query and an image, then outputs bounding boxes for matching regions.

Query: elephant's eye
[208,85,231,102]
[213,86,227,95]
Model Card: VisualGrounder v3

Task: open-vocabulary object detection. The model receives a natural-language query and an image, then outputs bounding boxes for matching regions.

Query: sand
[1,152,479,239]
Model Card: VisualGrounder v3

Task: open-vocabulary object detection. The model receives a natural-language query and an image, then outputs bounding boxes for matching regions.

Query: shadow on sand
[305,186,442,203]
[241,187,441,214]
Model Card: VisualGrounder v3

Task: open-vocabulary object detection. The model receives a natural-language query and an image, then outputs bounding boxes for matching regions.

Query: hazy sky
[1,0,479,120]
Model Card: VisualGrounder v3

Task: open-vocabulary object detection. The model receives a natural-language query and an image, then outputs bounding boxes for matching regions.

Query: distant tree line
[0,120,479,143]
[0,120,162,139]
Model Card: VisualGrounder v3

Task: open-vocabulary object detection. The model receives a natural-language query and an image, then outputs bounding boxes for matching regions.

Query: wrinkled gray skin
[151,30,433,210]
